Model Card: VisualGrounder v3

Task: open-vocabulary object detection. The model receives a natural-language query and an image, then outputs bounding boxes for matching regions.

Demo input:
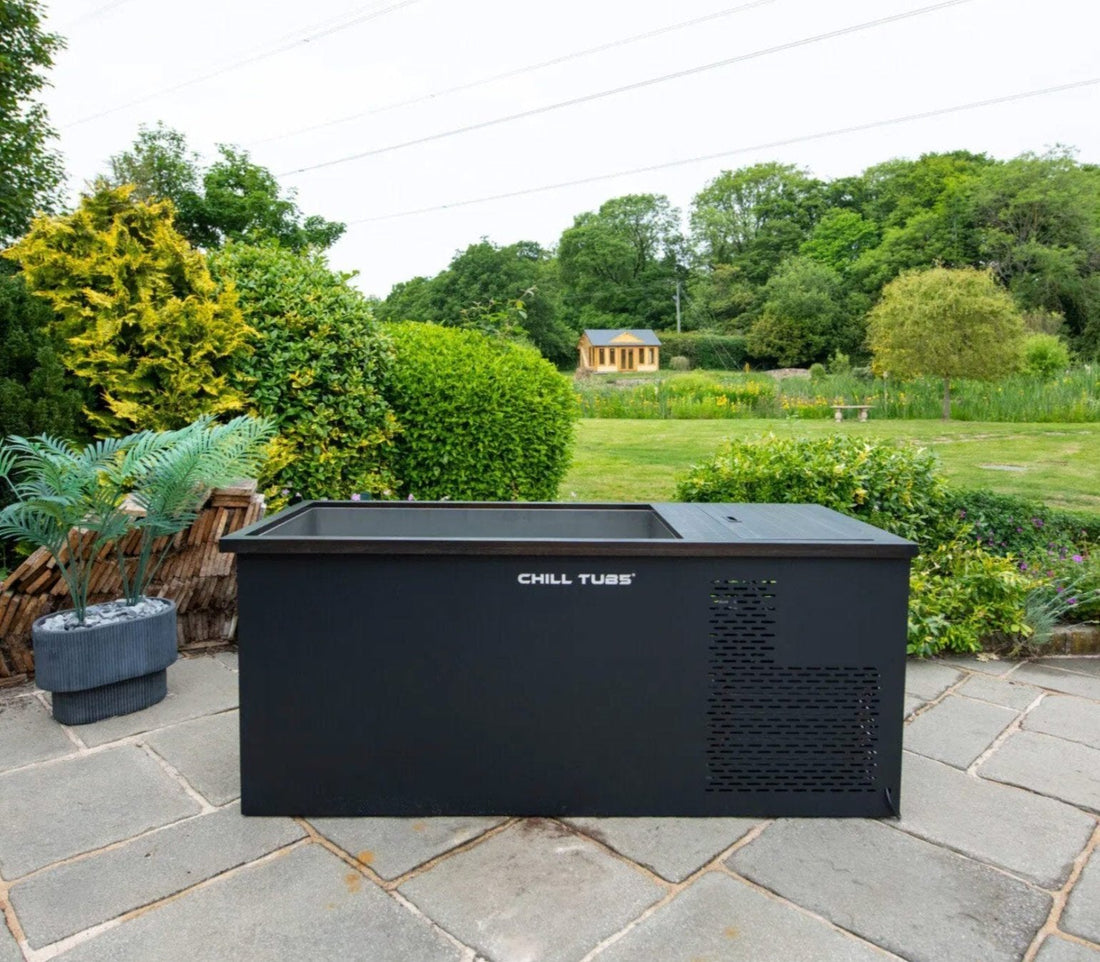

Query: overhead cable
[62,0,423,128]
[278,0,976,177]
[343,77,1100,225]
[249,0,777,147]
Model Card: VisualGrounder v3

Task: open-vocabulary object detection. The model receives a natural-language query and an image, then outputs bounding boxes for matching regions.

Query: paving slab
[1025,695,1100,750]
[957,673,1042,711]
[938,656,1015,677]
[591,871,893,962]
[565,816,761,883]
[213,650,238,671]
[0,744,200,879]
[729,819,1051,962]
[145,710,239,806]
[1035,937,1100,961]
[903,694,1018,768]
[980,731,1100,813]
[897,753,1094,888]
[11,803,304,949]
[307,815,505,880]
[1063,848,1100,943]
[0,693,75,772]
[1034,658,1100,678]
[399,819,664,962]
[904,661,963,701]
[903,695,924,718]
[74,657,239,747]
[0,920,20,962]
[51,843,465,962]
[1010,664,1100,701]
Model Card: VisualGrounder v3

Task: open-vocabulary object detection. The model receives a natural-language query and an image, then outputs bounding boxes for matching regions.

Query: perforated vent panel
[707,579,881,794]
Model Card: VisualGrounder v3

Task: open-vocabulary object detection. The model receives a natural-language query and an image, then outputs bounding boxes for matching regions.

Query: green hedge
[383,323,576,500]
[655,332,749,370]
[674,433,951,544]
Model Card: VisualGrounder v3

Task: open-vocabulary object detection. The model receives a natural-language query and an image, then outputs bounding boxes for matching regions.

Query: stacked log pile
[0,482,264,686]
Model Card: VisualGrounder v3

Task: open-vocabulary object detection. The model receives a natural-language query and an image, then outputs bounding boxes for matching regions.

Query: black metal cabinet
[221,502,916,818]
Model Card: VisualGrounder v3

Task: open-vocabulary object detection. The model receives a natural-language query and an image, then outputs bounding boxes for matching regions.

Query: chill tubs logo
[517,572,636,587]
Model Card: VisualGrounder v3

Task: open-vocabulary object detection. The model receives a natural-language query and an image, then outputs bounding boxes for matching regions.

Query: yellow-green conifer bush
[3,184,254,435]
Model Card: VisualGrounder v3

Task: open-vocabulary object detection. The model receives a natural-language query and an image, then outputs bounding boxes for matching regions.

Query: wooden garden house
[577,329,661,374]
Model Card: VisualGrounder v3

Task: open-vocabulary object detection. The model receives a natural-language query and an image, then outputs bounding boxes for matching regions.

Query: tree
[800,209,879,277]
[746,257,849,366]
[0,261,87,441]
[689,163,825,285]
[378,239,576,364]
[966,150,1100,355]
[868,267,1026,419]
[558,194,686,330]
[208,242,398,506]
[0,261,88,572]
[0,0,65,245]
[4,184,254,435]
[104,125,345,251]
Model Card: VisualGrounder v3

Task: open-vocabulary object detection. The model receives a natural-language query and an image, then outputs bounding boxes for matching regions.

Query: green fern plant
[0,417,273,622]
[120,416,274,604]
[0,432,165,621]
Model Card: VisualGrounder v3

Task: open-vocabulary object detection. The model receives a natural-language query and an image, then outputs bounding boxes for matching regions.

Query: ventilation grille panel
[706,579,881,794]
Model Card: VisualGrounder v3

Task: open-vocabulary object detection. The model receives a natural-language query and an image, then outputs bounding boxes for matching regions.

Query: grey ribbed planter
[32,600,179,725]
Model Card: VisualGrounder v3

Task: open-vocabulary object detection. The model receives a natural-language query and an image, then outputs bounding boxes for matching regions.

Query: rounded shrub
[383,322,576,500]
[209,243,398,507]
[674,433,951,544]
[809,362,826,381]
[1021,333,1071,379]
[669,355,691,371]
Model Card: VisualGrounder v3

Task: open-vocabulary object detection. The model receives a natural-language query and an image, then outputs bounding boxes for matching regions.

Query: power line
[61,0,424,128]
[249,0,777,147]
[343,77,1100,225]
[278,0,976,178]
[60,0,135,30]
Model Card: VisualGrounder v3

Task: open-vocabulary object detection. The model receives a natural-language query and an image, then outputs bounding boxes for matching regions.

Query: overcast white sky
[39,0,1100,298]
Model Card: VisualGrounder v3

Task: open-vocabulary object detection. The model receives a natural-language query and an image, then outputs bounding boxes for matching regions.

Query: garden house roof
[582,329,662,347]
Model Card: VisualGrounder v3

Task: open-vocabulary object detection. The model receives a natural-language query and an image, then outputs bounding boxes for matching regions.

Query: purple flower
[407,494,415,501]
[1068,597,1078,605]
[1018,562,1028,571]
[1032,518,1044,528]
[959,510,967,518]
[350,493,361,501]
[1072,554,1084,563]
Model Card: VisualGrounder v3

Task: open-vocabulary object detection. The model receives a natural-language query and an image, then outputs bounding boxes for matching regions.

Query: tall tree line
[379,150,1100,365]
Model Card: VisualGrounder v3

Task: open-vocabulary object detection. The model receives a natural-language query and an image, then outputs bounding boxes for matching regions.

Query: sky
[38,0,1100,299]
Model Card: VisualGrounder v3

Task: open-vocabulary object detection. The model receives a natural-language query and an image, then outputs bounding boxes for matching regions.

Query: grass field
[561,419,1100,514]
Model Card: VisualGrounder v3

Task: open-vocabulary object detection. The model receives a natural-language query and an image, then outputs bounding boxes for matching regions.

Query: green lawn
[562,419,1100,514]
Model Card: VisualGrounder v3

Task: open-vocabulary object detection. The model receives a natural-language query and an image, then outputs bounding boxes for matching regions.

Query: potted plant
[0,416,272,724]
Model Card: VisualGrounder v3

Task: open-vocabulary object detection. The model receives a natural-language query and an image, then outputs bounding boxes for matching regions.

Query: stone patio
[1,652,1098,962]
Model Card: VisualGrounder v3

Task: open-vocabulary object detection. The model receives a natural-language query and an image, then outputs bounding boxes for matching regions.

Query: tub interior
[259,505,681,541]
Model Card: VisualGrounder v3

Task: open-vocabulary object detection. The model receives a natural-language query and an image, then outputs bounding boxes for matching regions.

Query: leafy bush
[1021,333,1071,379]
[674,433,951,544]
[4,185,253,435]
[0,265,91,573]
[809,363,826,381]
[669,355,691,371]
[943,489,1100,556]
[907,541,1030,657]
[656,332,749,370]
[210,243,398,507]
[383,322,576,500]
